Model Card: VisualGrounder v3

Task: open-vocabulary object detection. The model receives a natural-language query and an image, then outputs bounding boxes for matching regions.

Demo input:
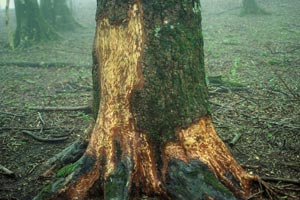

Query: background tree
[14,0,57,47]
[34,0,267,199]
[40,0,80,31]
[241,0,267,15]
[5,0,14,48]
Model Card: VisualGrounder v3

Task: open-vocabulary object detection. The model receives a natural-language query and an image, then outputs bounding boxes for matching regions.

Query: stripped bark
[35,1,261,199]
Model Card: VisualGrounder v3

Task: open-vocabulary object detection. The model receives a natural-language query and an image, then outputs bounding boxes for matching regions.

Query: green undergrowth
[56,161,79,178]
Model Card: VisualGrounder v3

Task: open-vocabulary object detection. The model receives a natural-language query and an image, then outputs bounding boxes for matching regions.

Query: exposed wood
[34,1,266,199]
[22,130,69,143]
[164,116,256,199]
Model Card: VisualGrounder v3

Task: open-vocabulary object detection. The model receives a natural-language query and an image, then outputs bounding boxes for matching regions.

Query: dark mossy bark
[131,1,209,143]
[166,159,235,200]
[40,0,80,31]
[14,0,57,47]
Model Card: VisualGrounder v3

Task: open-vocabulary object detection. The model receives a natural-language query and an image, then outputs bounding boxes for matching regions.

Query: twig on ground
[240,164,261,169]
[273,71,299,99]
[258,178,298,199]
[229,132,242,147]
[261,176,300,185]
[38,112,45,125]
[0,110,25,117]
[281,162,300,170]
[0,164,15,178]
[246,191,263,200]
[22,130,69,143]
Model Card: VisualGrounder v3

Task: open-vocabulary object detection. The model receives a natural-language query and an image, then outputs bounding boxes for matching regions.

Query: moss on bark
[131,1,209,143]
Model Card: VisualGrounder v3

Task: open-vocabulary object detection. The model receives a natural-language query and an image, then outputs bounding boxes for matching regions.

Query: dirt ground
[0,0,299,199]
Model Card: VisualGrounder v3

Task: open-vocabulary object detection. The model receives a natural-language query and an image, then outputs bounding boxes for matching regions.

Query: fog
[0,0,14,9]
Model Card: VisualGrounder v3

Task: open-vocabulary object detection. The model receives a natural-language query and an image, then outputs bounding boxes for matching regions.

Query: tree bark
[5,0,14,48]
[40,0,79,31]
[35,1,259,199]
[14,0,57,47]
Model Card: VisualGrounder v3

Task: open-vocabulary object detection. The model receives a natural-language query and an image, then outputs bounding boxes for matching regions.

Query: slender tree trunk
[35,1,260,199]
[5,0,14,49]
[14,0,57,47]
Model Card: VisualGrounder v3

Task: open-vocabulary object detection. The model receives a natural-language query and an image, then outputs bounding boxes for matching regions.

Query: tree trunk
[40,0,55,26]
[35,1,259,199]
[5,0,14,49]
[241,0,266,15]
[40,0,79,31]
[14,0,57,47]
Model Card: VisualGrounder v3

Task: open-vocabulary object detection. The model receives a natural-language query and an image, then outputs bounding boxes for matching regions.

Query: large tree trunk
[14,0,57,47]
[35,0,259,199]
[40,0,79,31]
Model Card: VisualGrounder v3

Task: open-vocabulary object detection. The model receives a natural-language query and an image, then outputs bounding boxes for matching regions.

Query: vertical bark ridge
[134,133,164,195]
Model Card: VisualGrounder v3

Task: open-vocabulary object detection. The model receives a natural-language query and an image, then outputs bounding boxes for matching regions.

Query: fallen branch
[0,110,25,117]
[241,164,261,169]
[0,61,89,68]
[1,127,79,131]
[41,139,88,177]
[0,164,15,178]
[29,105,92,113]
[22,130,69,143]
[281,162,300,170]
[262,176,300,185]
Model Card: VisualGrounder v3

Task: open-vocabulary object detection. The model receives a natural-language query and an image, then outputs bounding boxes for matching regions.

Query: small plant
[267,133,274,139]
[56,162,78,178]
[77,112,91,121]
[230,57,240,82]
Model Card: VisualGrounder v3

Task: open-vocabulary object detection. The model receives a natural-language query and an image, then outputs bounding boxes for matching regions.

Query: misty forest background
[0,0,299,199]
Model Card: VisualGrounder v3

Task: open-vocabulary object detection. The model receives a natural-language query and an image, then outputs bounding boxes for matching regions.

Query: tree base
[34,116,260,200]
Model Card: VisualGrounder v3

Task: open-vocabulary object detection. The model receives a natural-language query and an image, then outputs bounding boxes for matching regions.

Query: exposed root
[22,130,69,143]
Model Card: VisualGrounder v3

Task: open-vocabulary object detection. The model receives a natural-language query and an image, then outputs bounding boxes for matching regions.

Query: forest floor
[0,0,299,199]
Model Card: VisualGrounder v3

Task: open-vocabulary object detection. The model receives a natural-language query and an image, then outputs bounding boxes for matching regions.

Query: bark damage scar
[92,1,143,177]
[164,116,255,198]
[65,2,149,199]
